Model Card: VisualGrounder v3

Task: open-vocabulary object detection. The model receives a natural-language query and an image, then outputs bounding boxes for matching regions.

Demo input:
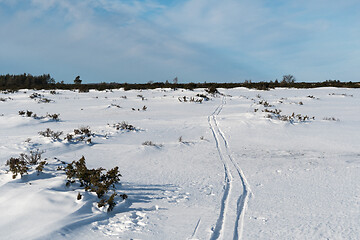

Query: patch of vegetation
[1,89,18,94]
[262,108,282,115]
[29,93,43,99]
[6,157,29,179]
[38,98,52,103]
[178,96,204,103]
[19,110,60,121]
[142,141,163,147]
[6,149,46,179]
[5,152,127,212]
[110,103,121,108]
[39,128,63,140]
[46,113,60,121]
[258,100,273,107]
[65,126,93,143]
[137,94,146,100]
[109,121,137,131]
[0,97,12,102]
[65,156,127,212]
[131,106,147,111]
[196,94,210,101]
[205,86,220,95]
[329,93,353,97]
[29,92,53,103]
[323,117,340,121]
[74,126,92,137]
[265,111,315,123]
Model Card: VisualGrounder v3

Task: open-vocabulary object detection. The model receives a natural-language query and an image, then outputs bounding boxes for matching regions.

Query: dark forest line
[1,73,359,91]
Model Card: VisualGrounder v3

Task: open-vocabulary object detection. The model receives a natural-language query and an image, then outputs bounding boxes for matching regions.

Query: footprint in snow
[92,211,147,235]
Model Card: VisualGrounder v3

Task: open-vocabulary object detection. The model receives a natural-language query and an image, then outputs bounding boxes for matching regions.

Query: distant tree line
[0,73,359,91]
[0,73,54,89]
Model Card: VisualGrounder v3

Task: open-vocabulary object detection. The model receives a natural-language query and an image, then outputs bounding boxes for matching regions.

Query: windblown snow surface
[0,87,359,240]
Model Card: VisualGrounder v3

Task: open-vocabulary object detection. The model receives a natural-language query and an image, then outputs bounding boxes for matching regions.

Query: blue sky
[0,0,359,83]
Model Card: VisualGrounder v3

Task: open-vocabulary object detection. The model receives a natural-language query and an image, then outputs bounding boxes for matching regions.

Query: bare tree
[282,74,296,84]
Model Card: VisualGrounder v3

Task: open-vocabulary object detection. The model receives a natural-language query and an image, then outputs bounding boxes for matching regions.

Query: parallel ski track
[209,96,252,240]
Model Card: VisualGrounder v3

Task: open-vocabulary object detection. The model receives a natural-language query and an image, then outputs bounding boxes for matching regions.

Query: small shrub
[106,192,117,212]
[120,193,128,200]
[20,149,44,165]
[323,117,340,121]
[329,93,353,97]
[6,157,29,179]
[5,149,46,179]
[142,141,163,147]
[46,113,60,121]
[258,100,273,107]
[110,121,137,131]
[137,94,146,100]
[205,86,219,95]
[35,161,47,174]
[39,128,63,140]
[265,111,315,123]
[178,96,204,103]
[74,126,92,137]
[263,108,282,115]
[26,110,33,117]
[19,110,60,121]
[29,93,42,99]
[65,156,123,211]
[111,103,121,108]
[38,98,52,103]
[196,94,209,101]
[65,134,73,141]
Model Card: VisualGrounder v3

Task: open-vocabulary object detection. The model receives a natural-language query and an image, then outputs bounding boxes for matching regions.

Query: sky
[0,0,359,83]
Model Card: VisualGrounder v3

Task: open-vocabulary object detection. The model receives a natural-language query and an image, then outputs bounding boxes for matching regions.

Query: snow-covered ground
[0,87,359,240]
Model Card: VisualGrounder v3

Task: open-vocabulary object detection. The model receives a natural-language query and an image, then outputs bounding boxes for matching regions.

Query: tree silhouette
[74,76,82,84]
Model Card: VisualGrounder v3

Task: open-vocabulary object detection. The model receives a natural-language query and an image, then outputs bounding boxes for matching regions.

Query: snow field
[0,87,359,239]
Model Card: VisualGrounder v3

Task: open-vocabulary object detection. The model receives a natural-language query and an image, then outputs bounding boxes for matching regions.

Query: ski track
[190,218,201,240]
[209,96,252,240]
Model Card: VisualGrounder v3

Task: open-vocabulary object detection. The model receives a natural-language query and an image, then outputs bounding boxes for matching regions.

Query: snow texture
[0,87,359,239]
